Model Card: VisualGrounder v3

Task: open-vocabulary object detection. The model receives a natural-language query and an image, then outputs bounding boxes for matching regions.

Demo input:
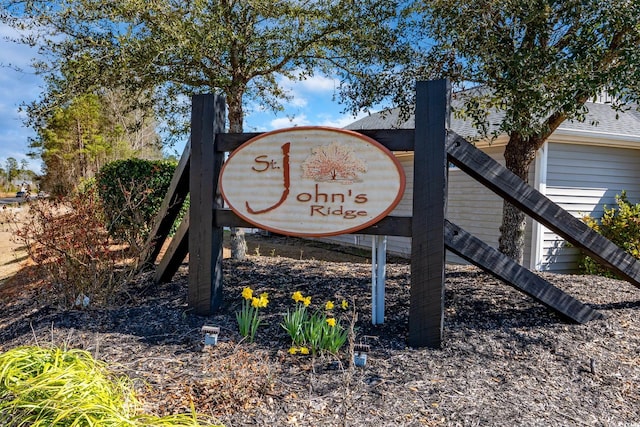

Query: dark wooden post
[409,80,450,348]
[188,94,226,315]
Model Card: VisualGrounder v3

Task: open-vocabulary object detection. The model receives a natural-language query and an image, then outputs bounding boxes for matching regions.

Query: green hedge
[96,158,177,245]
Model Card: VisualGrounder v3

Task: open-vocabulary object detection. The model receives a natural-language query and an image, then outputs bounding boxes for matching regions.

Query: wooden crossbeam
[446,132,640,288]
[216,129,415,153]
[140,140,191,268]
[213,209,602,323]
[154,213,189,283]
[445,220,602,323]
[214,209,414,236]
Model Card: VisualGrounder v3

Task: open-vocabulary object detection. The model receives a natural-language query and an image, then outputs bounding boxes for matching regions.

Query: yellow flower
[251,297,261,308]
[292,291,304,302]
[300,347,310,355]
[258,294,269,308]
[341,300,348,310]
[325,301,334,310]
[326,317,336,327]
[303,296,312,307]
[242,287,253,300]
[288,347,299,355]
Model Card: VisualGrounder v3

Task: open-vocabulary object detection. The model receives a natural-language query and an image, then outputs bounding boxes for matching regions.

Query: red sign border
[219,126,407,237]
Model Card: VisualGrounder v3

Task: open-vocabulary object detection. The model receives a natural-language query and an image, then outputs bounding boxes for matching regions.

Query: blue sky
[0,22,370,174]
[0,22,42,172]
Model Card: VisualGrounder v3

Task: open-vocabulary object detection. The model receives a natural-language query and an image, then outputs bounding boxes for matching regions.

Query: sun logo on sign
[301,141,368,184]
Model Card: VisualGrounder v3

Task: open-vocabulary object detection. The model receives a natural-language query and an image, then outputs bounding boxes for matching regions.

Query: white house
[324,96,640,273]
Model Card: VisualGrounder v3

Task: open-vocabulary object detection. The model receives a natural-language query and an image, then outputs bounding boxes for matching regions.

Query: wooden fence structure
[142,80,640,348]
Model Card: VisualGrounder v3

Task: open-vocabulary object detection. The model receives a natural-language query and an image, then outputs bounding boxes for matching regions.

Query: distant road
[0,197,26,205]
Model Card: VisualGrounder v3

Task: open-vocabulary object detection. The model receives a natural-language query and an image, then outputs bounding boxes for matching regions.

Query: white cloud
[276,72,341,110]
[288,95,308,108]
[269,114,310,129]
[279,72,338,91]
[297,74,339,93]
[317,111,370,128]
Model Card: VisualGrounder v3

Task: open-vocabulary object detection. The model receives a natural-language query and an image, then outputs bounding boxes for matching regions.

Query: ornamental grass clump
[282,291,349,355]
[0,345,216,426]
[236,287,269,342]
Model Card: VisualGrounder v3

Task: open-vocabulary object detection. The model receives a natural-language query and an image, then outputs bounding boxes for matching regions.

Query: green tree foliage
[337,0,640,262]
[581,192,640,277]
[30,93,161,195]
[4,157,19,183]
[34,94,105,195]
[2,0,397,135]
[2,0,399,259]
[0,157,37,192]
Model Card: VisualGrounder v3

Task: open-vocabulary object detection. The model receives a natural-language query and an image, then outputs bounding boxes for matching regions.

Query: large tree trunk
[498,133,540,263]
[226,87,248,261]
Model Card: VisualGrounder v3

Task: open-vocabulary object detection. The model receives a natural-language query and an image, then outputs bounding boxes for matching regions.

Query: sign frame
[148,79,640,350]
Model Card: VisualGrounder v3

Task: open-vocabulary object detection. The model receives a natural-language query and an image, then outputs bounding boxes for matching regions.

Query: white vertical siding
[384,154,413,257]
[539,142,640,273]
[446,146,534,266]
[390,154,414,216]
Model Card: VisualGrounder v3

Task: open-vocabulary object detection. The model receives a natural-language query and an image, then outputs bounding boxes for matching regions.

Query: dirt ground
[0,203,29,282]
[228,231,400,265]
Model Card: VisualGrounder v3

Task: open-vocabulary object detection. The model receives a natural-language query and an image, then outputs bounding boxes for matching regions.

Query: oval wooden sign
[219,126,406,237]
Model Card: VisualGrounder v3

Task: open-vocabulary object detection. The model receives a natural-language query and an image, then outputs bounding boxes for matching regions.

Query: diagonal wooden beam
[446,132,640,288]
[445,220,602,323]
[140,140,191,267]
[154,213,189,283]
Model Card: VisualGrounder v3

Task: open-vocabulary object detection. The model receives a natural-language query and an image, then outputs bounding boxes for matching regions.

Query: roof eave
[551,128,640,149]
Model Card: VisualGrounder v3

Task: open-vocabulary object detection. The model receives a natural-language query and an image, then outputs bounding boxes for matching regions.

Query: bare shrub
[12,187,141,308]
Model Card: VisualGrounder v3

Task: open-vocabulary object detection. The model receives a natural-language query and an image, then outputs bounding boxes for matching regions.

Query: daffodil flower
[300,347,310,355]
[257,292,269,307]
[242,287,253,300]
[341,300,349,310]
[303,296,312,307]
[325,301,334,310]
[237,287,263,342]
[288,347,299,355]
[292,291,304,303]
[326,317,336,327]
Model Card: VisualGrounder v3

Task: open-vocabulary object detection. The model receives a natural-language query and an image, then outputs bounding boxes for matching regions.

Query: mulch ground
[1,247,639,426]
